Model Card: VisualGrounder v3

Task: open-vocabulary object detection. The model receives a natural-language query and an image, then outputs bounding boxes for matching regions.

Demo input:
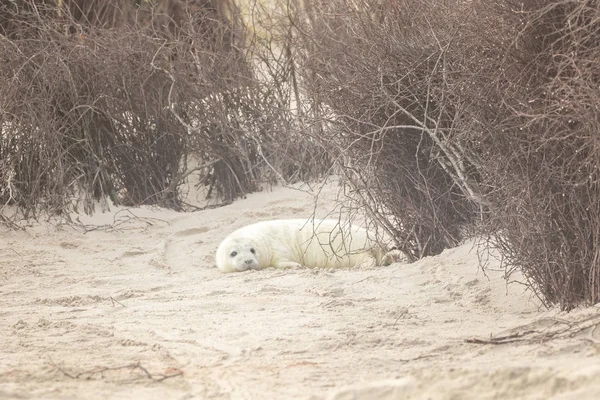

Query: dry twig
[50,358,183,382]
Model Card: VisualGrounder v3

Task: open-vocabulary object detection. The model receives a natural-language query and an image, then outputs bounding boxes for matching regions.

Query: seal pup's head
[216,235,271,272]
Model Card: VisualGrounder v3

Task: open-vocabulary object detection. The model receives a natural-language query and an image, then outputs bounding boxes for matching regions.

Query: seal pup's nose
[245,259,255,265]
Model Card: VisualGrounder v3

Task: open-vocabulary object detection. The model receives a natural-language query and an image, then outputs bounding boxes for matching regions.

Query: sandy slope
[2,180,600,400]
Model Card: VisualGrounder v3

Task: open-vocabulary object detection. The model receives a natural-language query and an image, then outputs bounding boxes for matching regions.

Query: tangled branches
[0,0,326,219]
[296,0,600,309]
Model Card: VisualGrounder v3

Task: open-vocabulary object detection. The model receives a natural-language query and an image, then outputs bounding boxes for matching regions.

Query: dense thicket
[295,0,600,309]
[0,0,325,216]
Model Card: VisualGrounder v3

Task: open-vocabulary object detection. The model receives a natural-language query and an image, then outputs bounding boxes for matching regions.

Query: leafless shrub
[295,0,600,309]
[0,0,327,220]
[209,0,332,195]
[0,1,193,215]
[294,0,481,260]
[467,0,600,309]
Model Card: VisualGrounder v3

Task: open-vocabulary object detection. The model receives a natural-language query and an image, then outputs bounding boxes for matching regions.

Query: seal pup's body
[216,219,386,273]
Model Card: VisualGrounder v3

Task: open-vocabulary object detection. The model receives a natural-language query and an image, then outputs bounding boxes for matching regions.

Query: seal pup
[216,219,387,273]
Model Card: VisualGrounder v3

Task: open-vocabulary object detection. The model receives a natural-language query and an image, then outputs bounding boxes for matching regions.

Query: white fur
[216,219,386,273]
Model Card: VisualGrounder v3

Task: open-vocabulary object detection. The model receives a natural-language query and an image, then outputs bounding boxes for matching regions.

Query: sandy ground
[2,180,600,400]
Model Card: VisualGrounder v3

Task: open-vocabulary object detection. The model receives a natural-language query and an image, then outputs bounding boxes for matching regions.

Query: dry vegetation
[1,0,600,309]
[0,0,325,217]
[291,0,600,310]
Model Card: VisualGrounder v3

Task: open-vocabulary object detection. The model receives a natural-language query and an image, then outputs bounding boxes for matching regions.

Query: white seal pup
[216,219,387,273]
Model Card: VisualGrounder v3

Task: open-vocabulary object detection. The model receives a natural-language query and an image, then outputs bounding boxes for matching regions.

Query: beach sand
[2,180,600,399]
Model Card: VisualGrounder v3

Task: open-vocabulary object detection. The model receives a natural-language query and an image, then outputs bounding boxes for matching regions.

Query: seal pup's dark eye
[230,251,237,257]
[250,248,256,254]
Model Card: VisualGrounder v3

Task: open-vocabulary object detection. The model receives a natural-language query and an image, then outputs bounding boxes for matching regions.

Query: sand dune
[2,181,600,399]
